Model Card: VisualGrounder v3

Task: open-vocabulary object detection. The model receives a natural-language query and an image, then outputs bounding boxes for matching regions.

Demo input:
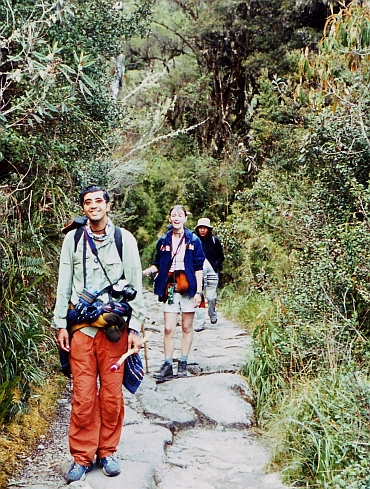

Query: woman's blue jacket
[153,228,205,298]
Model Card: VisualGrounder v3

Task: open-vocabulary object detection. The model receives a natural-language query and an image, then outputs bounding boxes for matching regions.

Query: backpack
[62,216,122,259]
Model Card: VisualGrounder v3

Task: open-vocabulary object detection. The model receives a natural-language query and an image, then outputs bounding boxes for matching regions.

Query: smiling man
[54,185,145,483]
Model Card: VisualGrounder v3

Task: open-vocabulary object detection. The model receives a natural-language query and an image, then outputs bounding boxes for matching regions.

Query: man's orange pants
[69,329,128,465]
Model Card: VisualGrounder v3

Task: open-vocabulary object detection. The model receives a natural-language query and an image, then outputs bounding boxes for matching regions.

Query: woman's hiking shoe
[98,455,121,477]
[153,362,173,380]
[177,360,188,378]
[65,462,93,483]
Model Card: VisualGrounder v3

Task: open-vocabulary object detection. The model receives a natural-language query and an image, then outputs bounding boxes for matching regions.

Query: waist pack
[159,270,190,302]
[168,270,189,295]
[60,296,132,378]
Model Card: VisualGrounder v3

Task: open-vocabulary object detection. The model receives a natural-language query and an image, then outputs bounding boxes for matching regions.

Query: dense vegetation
[1,0,370,487]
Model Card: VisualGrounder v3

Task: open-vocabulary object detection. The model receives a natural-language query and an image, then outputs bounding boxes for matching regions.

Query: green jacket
[53,226,145,333]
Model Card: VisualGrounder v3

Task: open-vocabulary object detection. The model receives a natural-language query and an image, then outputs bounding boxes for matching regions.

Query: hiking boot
[210,318,218,324]
[177,360,187,378]
[153,362,173,380]
[65,462,93,483]
[98,455,121,477]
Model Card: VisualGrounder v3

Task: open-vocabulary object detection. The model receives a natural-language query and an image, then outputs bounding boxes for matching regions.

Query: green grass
[220,289,276,331]
[222,290,370,489]
[268,372,370,489]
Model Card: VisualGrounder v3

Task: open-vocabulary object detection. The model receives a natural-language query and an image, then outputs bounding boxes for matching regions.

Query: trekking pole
[109,332,152,372]
[141,322,150,373]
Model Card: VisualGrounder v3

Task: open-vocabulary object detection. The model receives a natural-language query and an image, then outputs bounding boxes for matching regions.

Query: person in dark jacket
[194,217,224,329]
[142,205,205,379]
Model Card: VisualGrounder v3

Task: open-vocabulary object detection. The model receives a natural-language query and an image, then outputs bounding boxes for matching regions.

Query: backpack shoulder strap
[74,227,84,253]
[114,226,123,261]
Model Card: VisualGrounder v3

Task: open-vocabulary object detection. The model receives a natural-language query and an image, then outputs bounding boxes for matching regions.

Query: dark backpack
[62,216,123,259]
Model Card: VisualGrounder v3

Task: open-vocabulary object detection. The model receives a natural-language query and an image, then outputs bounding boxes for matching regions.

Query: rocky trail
[8,289,289,489]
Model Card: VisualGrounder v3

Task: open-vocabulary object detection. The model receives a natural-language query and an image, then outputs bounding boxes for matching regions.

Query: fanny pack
[168,270,189,295]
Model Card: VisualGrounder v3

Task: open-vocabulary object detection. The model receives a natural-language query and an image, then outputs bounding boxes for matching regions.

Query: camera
[112,279,137,301]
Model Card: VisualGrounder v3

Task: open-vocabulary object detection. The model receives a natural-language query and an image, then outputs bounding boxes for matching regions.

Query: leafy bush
[0,234,53,422]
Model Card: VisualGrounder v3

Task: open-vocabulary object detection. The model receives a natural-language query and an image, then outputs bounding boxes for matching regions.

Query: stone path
[8,289,289,489]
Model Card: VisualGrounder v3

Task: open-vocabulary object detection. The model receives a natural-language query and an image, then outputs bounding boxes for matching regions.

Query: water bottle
[167,285,174,305]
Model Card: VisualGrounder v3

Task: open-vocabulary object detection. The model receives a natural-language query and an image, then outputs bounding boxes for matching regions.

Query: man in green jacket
[54,185,145,484]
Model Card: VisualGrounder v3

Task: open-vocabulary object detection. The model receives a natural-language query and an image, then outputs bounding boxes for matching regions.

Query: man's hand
[128,332,142,353]
[57,328,70,352]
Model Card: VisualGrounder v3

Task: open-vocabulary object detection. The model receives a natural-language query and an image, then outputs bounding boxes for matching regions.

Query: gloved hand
[102,313,126,343]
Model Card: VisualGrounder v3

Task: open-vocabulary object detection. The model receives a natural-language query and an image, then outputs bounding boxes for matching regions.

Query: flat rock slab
[156,372,255,428]
[146,320,252,376]
[157,429,287,489]
[139,388,198,428]
[117,421,172,465]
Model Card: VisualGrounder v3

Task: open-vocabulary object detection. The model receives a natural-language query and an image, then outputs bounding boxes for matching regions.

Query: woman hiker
[142,205,205,380]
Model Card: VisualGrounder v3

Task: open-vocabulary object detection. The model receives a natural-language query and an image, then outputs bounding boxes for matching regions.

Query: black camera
[112,279,137,302]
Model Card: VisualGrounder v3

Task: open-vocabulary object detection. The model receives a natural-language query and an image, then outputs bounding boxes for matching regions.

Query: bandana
[86,217,114,242]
